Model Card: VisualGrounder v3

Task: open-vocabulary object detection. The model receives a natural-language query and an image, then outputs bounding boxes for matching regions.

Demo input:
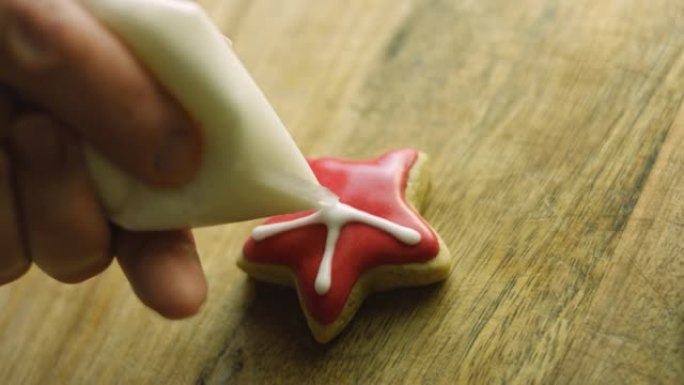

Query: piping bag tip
[305,184,340,209]
[264,172,340,212]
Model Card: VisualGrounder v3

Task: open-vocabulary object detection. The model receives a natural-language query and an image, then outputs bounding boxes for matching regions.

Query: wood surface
[1,0,683,383]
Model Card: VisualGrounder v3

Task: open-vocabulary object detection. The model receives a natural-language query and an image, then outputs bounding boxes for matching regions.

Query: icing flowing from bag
[252,201,422,295]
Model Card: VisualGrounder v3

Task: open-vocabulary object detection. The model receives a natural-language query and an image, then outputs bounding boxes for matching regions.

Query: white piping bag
[79,0,333,230]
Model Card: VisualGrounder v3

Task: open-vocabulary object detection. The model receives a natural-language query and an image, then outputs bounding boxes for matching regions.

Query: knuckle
[1,0,26,16]
[1,0,39,28]
[2,0,53,24]
[2,0,64,71]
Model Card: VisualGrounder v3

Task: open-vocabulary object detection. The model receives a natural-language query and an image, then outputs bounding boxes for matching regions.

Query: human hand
[0,0,207,318]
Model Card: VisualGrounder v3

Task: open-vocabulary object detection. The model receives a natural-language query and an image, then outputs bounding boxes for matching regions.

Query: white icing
[252,200,421,295]
[79,0,325,230]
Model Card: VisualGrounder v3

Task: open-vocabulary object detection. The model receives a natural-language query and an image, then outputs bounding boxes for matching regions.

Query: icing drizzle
[252,200,421,295]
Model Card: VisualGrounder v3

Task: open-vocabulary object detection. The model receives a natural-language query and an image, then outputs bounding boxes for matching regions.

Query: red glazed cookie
[239,149,452,342]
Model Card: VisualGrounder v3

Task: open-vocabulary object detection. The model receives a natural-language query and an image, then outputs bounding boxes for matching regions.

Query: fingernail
[6,18,60,71]
[154,124,201,185]
[9,116,67,172]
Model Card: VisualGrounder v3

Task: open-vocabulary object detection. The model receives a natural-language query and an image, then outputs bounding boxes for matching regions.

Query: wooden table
[1,0,682,383]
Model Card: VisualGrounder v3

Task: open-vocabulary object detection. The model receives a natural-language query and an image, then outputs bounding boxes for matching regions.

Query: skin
[0,0,208,319]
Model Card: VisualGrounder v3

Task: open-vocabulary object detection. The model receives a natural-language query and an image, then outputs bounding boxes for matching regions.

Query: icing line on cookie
[252,199,421,295]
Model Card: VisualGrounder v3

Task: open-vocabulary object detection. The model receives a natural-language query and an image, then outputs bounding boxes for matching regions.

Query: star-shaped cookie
[239,149,452,342]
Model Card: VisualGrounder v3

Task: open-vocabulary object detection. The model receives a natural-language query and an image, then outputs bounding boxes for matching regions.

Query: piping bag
[79,0,335,230]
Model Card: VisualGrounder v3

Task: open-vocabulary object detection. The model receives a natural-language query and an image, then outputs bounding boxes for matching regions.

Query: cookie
[239,149,452,342]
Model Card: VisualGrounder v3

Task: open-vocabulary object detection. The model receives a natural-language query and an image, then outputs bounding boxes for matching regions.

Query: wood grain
[1,0,683,383]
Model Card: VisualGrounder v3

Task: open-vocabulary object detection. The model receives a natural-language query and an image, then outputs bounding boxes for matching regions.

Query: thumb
[0,0,202,187]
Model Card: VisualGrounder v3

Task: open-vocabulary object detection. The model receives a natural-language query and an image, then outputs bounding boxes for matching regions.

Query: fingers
[0,149,29,283]
[115,229,207,319]
[0,0,201,186]
[0,91,28,283]
[6,114,112,283]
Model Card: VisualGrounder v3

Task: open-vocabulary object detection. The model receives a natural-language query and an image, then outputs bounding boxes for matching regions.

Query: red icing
[242,149,440,324]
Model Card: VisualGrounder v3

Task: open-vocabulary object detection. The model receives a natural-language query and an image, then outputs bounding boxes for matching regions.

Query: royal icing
[243,149,440,324]
[252,200,422,295]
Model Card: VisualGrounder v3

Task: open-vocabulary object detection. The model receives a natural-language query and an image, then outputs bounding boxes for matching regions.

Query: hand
[0,0,207,318]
